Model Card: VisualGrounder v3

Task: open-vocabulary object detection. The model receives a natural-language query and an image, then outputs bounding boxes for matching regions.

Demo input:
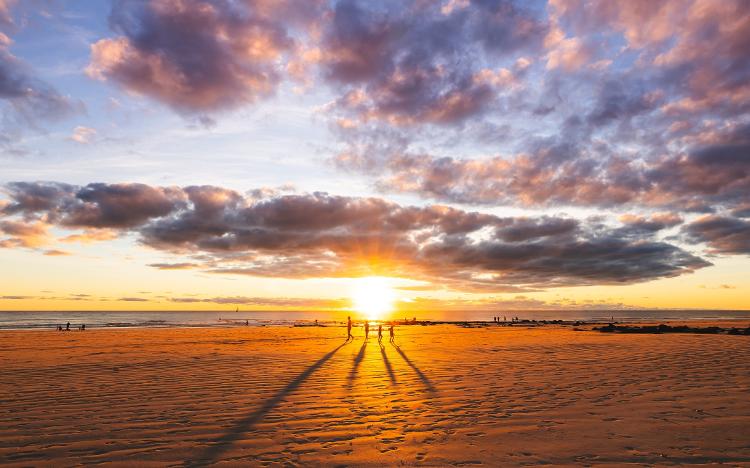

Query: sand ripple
[1,325,749,466]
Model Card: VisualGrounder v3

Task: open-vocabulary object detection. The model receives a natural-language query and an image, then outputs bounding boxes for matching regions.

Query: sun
[351,276,396,321]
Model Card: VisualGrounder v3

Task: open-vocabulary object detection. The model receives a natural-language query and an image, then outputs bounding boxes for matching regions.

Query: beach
[2,324,750,466]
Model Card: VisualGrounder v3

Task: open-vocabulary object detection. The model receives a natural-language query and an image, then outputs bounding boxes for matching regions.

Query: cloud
[42,249,70,256]
[87,0,322,113]
[335,121,750,213]
[0,0,15,28]
[2,181,184,228]
[60,229,120,244]
[547,0,750,116]
[81,0,749,136]
[617,213,683,238]
[148,262,199,270]
[0,181,711,291]
[317,0,546,127]
[118,297,149,302]
[168,296,348,308]
[545,37,590,71]
[0,219,49,247]
[320,0,750,227]
[683,215,750,255]
[70,126,96,144]
[0,30,79,152]
[699,284,736,290]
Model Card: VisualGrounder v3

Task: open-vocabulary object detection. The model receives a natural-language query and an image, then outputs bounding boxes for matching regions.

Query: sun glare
[351,276,396,321]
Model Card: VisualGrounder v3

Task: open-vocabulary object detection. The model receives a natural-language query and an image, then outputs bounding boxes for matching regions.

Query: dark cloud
[616,213,683,238]
[731,204,750,219]
[88,0,322,113]
[683,215,750,255]
[1,181,74,214]
[2,181,185,228]
[648,122,750,210]
[319,0,546,126]
[494,216,578,242]
[66,183,183,228]
[0,181,711,291]
[585,79,663,128]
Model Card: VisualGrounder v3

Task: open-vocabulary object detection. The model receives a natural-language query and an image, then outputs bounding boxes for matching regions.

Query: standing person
[66,322,70,331]
[364,321,369,340]
[347,316,354,341]
[378,324,383,343]
[389,323,395,343]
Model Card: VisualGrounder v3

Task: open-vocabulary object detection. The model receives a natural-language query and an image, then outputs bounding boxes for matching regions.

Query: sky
[0,0,749,313]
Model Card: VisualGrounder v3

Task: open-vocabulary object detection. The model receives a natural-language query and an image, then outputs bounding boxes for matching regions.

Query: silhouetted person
[378,324,383,342]
[81,324,85,331]
[389,323,394,343]
[66,322,70,331]
[364,321,370,339]
[245,320,249,326]
[347,316,354,341]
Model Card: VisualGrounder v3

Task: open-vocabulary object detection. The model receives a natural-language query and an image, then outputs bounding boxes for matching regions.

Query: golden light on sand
[351,276,395,321]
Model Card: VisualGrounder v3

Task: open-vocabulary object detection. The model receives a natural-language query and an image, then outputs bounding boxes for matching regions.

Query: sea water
[0,309,749,330]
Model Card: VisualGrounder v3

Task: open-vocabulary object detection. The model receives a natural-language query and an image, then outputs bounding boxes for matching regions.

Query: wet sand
[1,324,750,466]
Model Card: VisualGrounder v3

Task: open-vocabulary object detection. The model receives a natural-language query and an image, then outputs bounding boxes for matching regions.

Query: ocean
[0,309,749,330]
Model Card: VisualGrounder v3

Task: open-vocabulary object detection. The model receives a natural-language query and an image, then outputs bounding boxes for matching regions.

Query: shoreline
[2,316,750,332]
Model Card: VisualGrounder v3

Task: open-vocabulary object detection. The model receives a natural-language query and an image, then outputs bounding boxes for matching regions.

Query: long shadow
[186,342,346,467]
[392,344,436,393]
[379,342,397,384]
[346,340,367,388]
